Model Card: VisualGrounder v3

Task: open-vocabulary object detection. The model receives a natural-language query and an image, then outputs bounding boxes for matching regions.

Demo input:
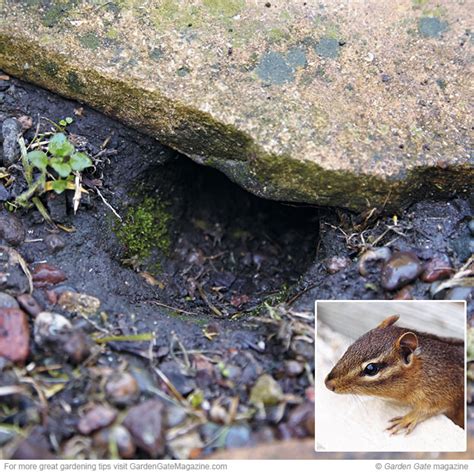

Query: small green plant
[15,131,93,208]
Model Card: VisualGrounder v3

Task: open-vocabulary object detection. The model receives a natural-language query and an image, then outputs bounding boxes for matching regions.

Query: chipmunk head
[325,315,420,396]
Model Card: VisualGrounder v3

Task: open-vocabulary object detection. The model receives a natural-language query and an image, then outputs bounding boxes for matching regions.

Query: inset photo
[315,300,466,452]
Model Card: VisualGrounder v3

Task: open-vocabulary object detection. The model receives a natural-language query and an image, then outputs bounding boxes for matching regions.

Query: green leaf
[27,151,48,171]
[51,179,68,194]
[70,152,92,171]
[50,158,72,178]
[65,117,73,124]
[59,120,67,127]
[47,133,75,157]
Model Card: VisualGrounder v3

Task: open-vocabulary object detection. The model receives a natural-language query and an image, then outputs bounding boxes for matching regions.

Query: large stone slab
[0,0,472,211]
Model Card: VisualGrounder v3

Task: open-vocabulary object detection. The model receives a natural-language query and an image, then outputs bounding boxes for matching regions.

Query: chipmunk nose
[325,372,336,391]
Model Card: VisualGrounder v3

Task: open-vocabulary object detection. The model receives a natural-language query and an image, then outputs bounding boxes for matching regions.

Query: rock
[445,287,473,301]
[0,308,29,364]
[17,115,32,131]
[168,430,203,459]
[0,213,25,246]
[44,234,65,253]
[325,256,350,274]
[77,405,117,435]
[123,399,165,457]
[0,291,19,309]
[34,311,72,346]
[93,426,136,459]
[358,247,391,276]
[451,234,474,263]
[0,2,472,211]
[63,330,91,364]
[249,374,283,406]
[284,360,304,377]
[34,311,90,363]
[225,424,252,449]
[0,183,10,202]
[420,256,453,283]
[286,402,315,437]
[17,293,42,317]
[0,246,30,296]
[380,252,422,291]
[160,361,196,395]
[468,219,474,236]
[1,118,21,164]
[32,263,67,287]
[105,372,139,406]
[393,286,413,300]
[58,290,100,316]
[11,428,55,459]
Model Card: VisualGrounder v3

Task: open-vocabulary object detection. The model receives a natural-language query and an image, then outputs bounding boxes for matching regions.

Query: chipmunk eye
[363,363,379,376]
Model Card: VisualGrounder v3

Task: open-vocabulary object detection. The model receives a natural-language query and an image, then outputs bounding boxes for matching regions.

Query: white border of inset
[314,299,467,453]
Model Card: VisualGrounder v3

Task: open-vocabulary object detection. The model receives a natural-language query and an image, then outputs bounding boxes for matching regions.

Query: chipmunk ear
[377,315,400,329]
[396,332,419,365]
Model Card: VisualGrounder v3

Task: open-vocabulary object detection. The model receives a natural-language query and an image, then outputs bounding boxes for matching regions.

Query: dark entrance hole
[113,156,320,316]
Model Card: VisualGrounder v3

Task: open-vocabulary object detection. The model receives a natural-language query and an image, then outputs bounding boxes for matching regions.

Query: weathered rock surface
[0,1,472,210]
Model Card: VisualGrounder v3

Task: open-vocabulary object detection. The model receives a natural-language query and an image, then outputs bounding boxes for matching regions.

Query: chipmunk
[325,315,465,435]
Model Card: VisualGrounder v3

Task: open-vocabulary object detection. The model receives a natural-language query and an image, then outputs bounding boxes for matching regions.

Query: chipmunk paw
[386,414,419,435]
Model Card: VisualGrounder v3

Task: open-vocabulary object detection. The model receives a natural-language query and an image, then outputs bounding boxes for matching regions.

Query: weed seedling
[15,126,93,218]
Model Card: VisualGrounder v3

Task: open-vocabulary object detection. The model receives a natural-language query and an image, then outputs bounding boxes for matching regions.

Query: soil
[0,73,472,460]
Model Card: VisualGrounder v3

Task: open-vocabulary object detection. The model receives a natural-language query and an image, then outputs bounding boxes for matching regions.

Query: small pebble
[325,256,350,274]
[0,292,19,309]
[160,361,196,395]
[225,424,251,449]
[380,251,422,291]
[44,234,65,253]
[420,256,453,283]
[63,331,91,364]
[469,219,474,236]
[58,290,100,316]
[445,287,473,301]
[0,246,30,296]
[358,247,391,276]
[17,115,33,131]
[0,184,10,202]
[32,263,67,287]
[0,308,29,364]
[249,374,283,406]
[105,372,139,406]
[284,360,304,377]
[123,399,165,457]
[78,405,118,435]
[93,426,136,459]
[17,294,42,317]
[168,431,203,460]
[2,118,22,164]
[165,404,188,428]
[286,402,315,437]
[393,286,413,300]
[0,213,26,246]
[34,311,72,346]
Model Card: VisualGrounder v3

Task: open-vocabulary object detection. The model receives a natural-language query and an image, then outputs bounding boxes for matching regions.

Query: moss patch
[115,196,171,262]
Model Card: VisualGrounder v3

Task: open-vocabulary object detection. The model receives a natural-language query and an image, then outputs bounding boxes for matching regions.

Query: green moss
[116,196,171,261]
[43,60,59,76]
[79,32,101,50]
[66,71,84,93]
[106,27,119,40]
[203,0,244,17]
